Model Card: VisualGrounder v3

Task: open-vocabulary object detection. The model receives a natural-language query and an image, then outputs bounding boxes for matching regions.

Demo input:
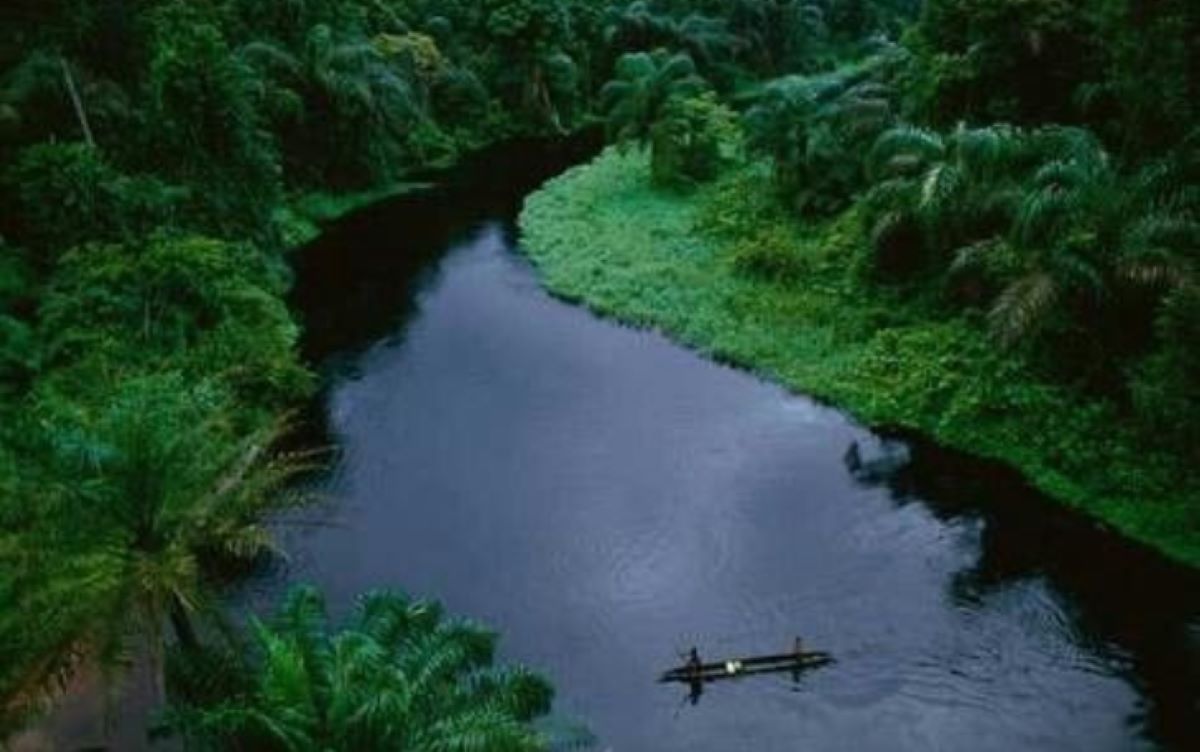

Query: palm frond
[990,271,1060,346]
[868,125,944,181]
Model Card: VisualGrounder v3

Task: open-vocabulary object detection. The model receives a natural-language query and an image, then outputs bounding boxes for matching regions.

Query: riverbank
[277,182,437,249]
[519,148,1200,569]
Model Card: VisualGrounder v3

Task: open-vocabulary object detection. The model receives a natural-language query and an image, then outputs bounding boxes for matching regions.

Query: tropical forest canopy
[0,0,1196,747]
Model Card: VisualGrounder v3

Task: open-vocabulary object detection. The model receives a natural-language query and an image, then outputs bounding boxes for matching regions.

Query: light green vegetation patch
[521,148,1200,568]
[279,183,437,249]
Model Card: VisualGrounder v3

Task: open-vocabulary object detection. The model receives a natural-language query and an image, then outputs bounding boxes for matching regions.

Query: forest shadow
[842,430,1200,750]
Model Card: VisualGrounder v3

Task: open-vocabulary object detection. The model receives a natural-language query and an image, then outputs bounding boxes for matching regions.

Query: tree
[649,91,737,186]
[0,238,36,397]
[863,122,1023,279]
[0,50,96,153]
[903,0,1097,126]
[601,49,706,147]
[1131,283,1200,450]
[745,61,896,214]
[238,22,427,188]
[38,234,312,410]
[481,0,582,131]
[605,2,738,74]
[162,586,554,751]
[2,142,184,263]
[140,1,281,236]
[57,375,308,671]
[1080,0,1199,156]
[993,128,1197,370]
[727,0,829,73]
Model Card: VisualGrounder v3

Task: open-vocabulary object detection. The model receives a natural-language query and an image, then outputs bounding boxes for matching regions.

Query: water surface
[278,143,1199,752]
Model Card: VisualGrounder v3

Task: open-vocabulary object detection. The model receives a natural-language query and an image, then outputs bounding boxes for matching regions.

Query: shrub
[650,92,738,187]
[2,143,185,262]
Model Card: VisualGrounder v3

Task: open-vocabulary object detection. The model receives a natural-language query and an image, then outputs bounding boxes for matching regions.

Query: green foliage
[1082,0,1199,155]
[141,1,281,237]
[0,313,36,399]
[162,585,553,751]
[604,2,739,77]
[744,58,898,214]
[2,0,1197,741]
[0,238,36,379]
[3,143,185,262]
[903,0,1097,126]
[521,147,1200,568]
[0,373,314,724]
[649,91,738,187]
[480,0,583,130]
[243,23,427,188]
[861,123,1024,280]
[602,49,707,147]
[903,0,1199,159]
[38,234,311,410]
[1131,284,1200,450]
[859,120,1198,394]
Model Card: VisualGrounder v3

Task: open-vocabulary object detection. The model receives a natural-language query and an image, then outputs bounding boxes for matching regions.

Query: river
[270,140,1199,752]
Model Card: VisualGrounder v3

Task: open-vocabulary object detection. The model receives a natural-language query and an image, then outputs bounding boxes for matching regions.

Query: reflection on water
[847,432,1200,750]
[271,140,1199,752]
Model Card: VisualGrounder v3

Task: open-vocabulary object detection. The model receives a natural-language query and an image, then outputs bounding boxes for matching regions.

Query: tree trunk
[59,56,95,148]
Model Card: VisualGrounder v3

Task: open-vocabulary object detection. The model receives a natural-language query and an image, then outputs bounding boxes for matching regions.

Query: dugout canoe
[659,650,834,683]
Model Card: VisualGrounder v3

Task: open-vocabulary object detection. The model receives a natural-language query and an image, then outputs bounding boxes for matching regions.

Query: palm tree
[863,122,1024,278]
[162,586,554,751]
[42,374,314,693]
[239,24,424,187]
[743,74,822,190]
[745,62,895,213]
[992,131,1197,351]
[985,129,1122,346]
[605,3,737,70]
[725,0,829,73]
[601,50,707,148]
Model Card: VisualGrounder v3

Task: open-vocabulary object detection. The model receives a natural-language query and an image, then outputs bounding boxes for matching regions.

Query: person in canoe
[791,636,806,684]
[686,647,704,705]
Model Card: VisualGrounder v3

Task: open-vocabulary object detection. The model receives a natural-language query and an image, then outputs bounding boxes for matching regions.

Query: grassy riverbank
[520,148,1200,569]
[273,182,436,249]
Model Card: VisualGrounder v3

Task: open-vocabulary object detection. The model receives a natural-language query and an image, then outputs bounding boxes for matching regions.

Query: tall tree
[0,374,314,712]
[601,49,706,147]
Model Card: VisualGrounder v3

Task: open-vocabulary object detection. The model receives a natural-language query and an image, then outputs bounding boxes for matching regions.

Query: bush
[729,224,809,281]
[1132,285,1200,450]
[650,92,738,187]
[2,143,185,262]
[38,234,310,410]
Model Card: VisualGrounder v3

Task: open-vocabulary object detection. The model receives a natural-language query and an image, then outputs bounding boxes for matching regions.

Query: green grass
[291,183,436,224]
[520,148,1200,568]
[276,182,436,249]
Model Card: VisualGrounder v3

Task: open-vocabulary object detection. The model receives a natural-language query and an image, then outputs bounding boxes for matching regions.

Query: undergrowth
[520,148,1200,568]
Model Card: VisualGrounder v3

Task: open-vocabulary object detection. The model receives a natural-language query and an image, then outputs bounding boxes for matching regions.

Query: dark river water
[273,141,1200,752]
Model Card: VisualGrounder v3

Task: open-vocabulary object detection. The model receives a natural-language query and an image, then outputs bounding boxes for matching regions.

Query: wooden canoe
[659,651,834,683]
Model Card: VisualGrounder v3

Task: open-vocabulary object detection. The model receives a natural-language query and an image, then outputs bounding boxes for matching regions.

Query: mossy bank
[519,148,1200,569]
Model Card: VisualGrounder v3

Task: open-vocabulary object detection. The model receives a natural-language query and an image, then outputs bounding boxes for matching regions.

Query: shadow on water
[289,133,603,372]
[844,433,1200,750]
[281,133,603,457]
